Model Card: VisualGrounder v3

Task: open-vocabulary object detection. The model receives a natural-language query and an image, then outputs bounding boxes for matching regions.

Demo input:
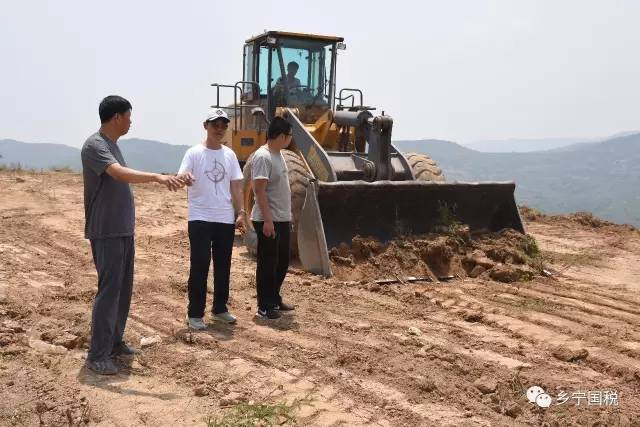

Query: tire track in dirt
[410,273,640,415]
[124,248,524,425]
[124,286,457,425]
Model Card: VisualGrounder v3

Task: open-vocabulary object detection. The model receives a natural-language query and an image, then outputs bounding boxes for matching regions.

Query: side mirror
[251,106,265,118]
[251,107,270,128]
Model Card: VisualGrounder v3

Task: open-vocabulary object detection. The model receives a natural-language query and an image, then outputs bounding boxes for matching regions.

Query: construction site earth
[1,170,640,426]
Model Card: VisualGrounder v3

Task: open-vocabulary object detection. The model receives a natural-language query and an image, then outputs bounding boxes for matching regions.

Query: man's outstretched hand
[157,174,185,191]
[177,172,196,187]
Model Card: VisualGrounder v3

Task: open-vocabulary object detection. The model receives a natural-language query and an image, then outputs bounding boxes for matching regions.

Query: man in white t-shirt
[177,108,245,329]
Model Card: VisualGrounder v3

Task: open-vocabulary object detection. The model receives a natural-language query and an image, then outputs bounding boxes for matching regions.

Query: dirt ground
[1,170,640,426]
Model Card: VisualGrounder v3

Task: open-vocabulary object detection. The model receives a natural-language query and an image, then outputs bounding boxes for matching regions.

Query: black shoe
[275,301,295,311]
[256,308,281,319]
[111,341,140,356]
[86,358,118,375]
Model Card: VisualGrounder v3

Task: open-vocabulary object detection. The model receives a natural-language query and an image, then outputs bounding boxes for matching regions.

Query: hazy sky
[1,1,639,147]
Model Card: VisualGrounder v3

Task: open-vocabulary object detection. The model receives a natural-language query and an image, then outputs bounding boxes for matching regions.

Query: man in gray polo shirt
[81,95,185,375]
[251,117,296,319]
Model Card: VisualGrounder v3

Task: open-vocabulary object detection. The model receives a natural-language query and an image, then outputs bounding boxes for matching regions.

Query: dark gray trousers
[187,221,236,318]
[88,236,134,362]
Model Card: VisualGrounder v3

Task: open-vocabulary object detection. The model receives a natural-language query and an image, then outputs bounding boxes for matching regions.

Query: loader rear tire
[405,152,445,182]
[241,149,310,258]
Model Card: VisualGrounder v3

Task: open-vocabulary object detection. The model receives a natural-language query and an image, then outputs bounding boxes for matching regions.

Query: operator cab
[242,31,344,122]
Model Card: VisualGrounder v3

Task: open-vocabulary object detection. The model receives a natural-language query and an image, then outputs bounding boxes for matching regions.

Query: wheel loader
[212,31,524,277]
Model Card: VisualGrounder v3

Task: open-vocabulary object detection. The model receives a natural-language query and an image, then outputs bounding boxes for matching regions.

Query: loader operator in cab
[274,61,302,106]
[276,61,301,91]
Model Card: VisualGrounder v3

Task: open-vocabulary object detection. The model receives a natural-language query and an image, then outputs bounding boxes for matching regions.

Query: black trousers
[253,221,290,310]
[187,221,235,317]
[88,236,134,362]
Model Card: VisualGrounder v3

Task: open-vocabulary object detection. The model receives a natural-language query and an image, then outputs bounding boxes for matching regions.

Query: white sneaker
[187,317,206,330]
[213,312,237,324]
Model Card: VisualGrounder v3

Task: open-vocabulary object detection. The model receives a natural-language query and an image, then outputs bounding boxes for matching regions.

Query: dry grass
[206,396,314,427]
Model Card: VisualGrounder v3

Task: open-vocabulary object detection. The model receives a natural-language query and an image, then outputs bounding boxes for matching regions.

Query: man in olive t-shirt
[81,95,186,375]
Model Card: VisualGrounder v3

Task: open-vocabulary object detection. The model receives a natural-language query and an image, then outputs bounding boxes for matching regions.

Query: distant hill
[0,139,82,170]
[464,137,592,153]
[2,134,639,226]
[395,133,640,227]
[0,138,191,173]
[118,139,190,173]
[465,131,639,152]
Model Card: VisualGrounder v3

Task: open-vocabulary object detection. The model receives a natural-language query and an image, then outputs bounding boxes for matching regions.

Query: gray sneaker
[187,317,206,330]
[213,312,237,324]
[86,358,118,375]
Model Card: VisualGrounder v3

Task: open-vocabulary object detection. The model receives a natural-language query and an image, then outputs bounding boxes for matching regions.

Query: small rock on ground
[473,376,497,394]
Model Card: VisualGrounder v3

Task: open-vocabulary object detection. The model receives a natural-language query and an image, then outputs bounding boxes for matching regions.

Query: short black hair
[99,95,132,123]
[267,117,292,140]
[287,61,299,70]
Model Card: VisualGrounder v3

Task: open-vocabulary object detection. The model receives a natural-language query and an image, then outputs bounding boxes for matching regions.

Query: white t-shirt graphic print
[178,144,243,224]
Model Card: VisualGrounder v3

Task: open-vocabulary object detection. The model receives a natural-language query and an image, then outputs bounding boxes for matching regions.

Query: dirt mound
[329,227,543,283]
[562,212,638,233]
[520,205,637,233]
[567,212,613,228]
[519,205,547,222]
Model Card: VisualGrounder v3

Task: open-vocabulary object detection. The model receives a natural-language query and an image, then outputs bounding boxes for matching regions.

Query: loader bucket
[297,180,525,276]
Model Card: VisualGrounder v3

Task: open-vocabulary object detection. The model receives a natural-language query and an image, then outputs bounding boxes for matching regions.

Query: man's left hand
[235,213,245,232]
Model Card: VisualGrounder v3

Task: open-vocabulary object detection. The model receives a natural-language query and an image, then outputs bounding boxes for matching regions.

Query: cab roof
[245,31,344,44]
